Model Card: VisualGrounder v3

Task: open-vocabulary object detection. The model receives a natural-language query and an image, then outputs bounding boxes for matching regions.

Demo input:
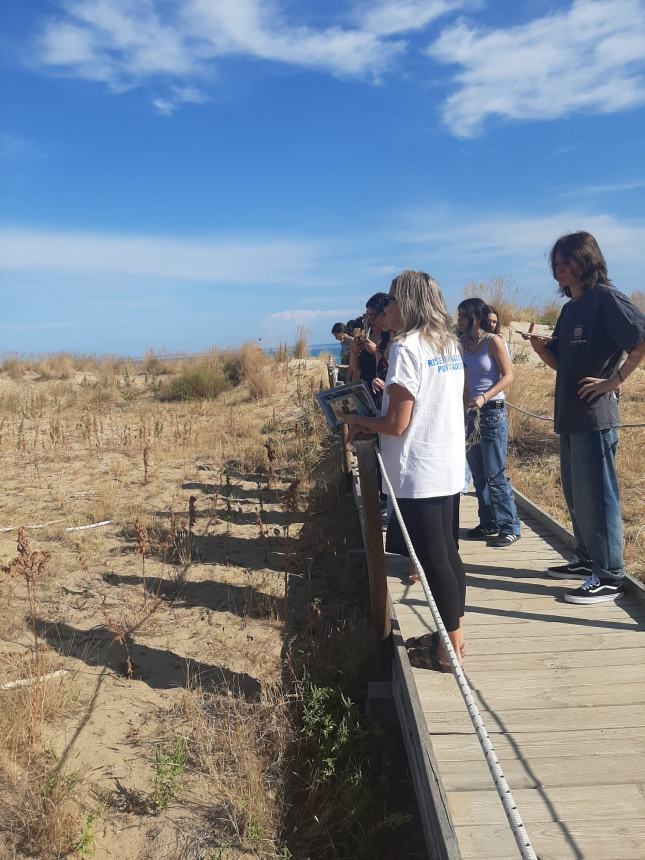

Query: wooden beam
[354,437,392,676]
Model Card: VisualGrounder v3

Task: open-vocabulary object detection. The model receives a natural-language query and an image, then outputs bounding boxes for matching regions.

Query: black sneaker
[564,575,624,605]
[546,560,592,580]
[465,525,498,539]
[487,533,521,548]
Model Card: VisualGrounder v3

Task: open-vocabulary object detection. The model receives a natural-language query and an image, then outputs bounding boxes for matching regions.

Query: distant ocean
[309,343,341,361]
[264,342,341,361]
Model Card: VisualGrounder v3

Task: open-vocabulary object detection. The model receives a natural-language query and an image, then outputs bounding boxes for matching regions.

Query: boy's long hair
[391,270,457,357]
[549,231,612,297]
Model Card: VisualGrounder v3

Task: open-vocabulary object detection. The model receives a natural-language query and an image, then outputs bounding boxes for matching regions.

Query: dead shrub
[142,349,173,377]
[247,366,278,400]
[629,290,645,313]
[35,353,75,381]
[539,297,562,327]
[1,355,25,381]
[463,276,521,326]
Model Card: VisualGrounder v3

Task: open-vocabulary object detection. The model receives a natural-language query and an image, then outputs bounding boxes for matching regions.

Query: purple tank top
[462,335,505,401]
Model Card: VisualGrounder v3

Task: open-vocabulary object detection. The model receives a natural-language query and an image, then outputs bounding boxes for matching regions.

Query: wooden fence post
[354,437,392,678]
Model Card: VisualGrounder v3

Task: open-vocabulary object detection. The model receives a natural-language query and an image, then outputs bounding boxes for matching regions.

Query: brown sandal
[407,632,452,673]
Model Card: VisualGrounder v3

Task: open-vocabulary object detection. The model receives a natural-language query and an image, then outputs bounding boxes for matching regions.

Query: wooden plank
[424,703,645,734]
[455,820,645,860]
[395,600,645,628]
[456,646,645,672]
[448,783,645,826]
[439,752,645,791]
[396,627,645,653]
[421,663,645,688]
[432,727,645,761]
[418,681,645,712]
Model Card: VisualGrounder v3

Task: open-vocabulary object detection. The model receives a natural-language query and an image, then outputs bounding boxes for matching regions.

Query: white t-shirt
[379,331,465,498]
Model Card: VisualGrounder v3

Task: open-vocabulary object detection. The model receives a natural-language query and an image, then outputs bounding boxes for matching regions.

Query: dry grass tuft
[464,276,521,325]
[0,760,81,860]
[171,684,288,856]
[292,325,309,359]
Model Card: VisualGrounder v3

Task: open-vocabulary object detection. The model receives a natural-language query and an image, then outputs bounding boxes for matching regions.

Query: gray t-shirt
[546,284,645,434]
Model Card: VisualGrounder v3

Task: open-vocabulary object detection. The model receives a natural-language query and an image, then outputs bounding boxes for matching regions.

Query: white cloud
[34,0,467,109]
[0,228,329,286]
[152,85,208,116]
[428,0,645,137]
[266,308,355,323]
[395,208,645,294]
[355,0,474,37]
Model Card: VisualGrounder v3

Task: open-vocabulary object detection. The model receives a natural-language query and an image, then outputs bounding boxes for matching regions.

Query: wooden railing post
[354,437,392,678]
[341,424,353,476]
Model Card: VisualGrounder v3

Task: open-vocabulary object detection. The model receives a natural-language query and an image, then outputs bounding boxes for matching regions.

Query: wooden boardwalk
[386,493,645,860]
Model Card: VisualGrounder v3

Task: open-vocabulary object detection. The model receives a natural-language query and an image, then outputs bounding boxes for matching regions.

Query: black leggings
[386,494,466,632]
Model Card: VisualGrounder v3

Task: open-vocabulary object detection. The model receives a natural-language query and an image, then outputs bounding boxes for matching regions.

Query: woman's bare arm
[345,384,414,437]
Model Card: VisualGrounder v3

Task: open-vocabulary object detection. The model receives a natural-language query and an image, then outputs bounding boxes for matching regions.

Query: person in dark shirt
[331,322,352,382]
[528,231,645,605]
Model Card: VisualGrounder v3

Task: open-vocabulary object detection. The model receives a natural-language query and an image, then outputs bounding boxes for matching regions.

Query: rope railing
[505,399,645,428]
[374,449,538,860]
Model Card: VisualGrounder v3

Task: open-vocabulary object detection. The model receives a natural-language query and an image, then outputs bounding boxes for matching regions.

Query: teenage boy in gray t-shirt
[528,231,645,605]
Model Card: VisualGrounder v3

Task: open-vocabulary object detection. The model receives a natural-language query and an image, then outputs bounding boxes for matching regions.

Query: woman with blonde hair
[346,271,466,669]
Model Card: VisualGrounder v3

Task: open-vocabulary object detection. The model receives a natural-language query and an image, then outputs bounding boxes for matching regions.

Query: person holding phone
[527,231,645,604]
[344,271,466,670]
[457,298,522,546]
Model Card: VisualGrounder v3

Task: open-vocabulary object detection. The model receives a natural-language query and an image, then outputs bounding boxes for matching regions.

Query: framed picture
[316,380,378,432]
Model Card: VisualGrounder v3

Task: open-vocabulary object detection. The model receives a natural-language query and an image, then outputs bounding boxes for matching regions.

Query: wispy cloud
[33,0,468,110]
[152,85,208,116]
[559,179,645,198]
[428,0,645,137]
[0,227,330,286]
[396,208,645,292]
[266,308,355,323]
[0,132,48,162]
[353,0,472,37]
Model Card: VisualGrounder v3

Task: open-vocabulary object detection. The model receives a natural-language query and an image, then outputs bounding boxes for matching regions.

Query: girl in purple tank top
[457,298,522,546]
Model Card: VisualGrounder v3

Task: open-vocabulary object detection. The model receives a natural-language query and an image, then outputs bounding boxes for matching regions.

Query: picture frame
[316,380,378,432]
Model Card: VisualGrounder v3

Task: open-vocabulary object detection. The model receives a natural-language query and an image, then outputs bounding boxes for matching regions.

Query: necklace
[463,332,486,353]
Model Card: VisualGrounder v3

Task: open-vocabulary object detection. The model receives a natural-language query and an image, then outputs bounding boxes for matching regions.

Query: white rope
[376,451,538,860]
[506,400,645,429]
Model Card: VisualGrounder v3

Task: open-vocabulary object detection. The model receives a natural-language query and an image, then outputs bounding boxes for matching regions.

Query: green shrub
[163,362,229,401]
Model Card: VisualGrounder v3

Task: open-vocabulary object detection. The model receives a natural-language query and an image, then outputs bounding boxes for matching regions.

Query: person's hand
[467,393,486,410]
[362,338,377,356]
[344,414,374,439]
[577,376,620,401]
[518,322,553,354]
[372,377,385,394]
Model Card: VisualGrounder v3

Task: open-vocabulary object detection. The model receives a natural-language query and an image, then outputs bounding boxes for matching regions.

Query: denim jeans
[466,407,521,536]
[560,429,625,581]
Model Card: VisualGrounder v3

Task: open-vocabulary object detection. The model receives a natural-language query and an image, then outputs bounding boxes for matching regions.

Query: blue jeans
[466,407,521,536]
[560,429,625,581]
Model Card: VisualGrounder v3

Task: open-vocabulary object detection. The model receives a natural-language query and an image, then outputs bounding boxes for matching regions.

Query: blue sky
[1,0,644,354]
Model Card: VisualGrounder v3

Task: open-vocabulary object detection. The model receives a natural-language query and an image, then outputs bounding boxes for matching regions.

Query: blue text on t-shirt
[427,354,464,373]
